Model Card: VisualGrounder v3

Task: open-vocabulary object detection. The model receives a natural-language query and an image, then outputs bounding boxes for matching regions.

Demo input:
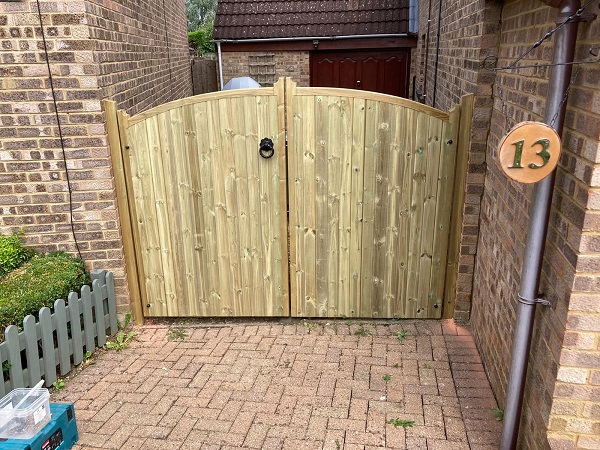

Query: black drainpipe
[431,0,443,108]
[499,0,581,448]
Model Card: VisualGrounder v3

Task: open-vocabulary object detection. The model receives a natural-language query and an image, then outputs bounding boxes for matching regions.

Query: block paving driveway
[53,319,501,449]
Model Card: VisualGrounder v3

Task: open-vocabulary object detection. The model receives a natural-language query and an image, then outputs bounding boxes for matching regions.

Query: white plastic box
[0,388,51,439]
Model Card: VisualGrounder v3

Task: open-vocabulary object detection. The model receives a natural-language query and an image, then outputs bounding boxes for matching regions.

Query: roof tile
[213,0,410,40]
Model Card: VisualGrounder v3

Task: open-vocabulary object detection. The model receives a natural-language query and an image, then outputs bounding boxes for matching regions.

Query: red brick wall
[0,0,191,311]
[220,51,311,88]
[412,0,502,321]
[417,0,600,447]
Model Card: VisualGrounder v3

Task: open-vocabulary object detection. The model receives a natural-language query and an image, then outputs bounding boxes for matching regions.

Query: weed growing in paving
[52,378,65,391]
[392,363,399,368]
[303,320,317,334]
[387,418,414,428]
[168,326,188,341]
[82,350,95,366]
[395,330,408,341]
[492,408,504,422]
[106,313,135,352]
[382,374,391,382]
[354,323,372,337]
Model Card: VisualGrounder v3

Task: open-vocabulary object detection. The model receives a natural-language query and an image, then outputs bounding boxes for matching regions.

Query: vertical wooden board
[106,272,118,334]
[394,108,414,318]
[301,96,318,316]
[92,280,106,347]
[314,95,329,316]
[336,96,353,318]
[360,99,379,317]
[208,99,235,315]
[39,308,56,387]
[53,299,70,375]
[23,315,41,387]
[433,117,459,318]
[268,89,289,315]
[382,105,404,318]
[256,95,276,315]
[349,98,366,318]
[169,106,198,316]
[5,325,24,388]
[275,80,289,317]
[193,101,220,316]
[127,121,168,316]
[182,104,208,316]
[404,111,429,318]
[243,95,264,314]
[154,111,183,316]
[80,286,95,353]
[68,292,83,365]
[370,103,394,318]
[231,97,253,315]
[263,89,287,316]
[218,98,242,315]
[288,93,302,316]
[416,116,444,318]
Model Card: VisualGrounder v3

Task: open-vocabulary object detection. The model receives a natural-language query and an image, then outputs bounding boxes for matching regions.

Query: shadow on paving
[52,319,501,449]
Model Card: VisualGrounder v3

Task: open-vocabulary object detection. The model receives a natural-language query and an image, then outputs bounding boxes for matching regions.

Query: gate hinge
[518,294,551,307]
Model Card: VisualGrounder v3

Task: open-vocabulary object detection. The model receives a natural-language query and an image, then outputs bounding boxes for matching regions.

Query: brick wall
[416,0,600,447]
[0,0,191,312]
[220,51,311,88]
[412,0,502,321]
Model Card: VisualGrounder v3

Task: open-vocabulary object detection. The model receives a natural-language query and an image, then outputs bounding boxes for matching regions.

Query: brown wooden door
[310,50,410,97]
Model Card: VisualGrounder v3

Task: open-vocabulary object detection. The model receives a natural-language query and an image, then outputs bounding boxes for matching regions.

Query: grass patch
[0,252,90,337]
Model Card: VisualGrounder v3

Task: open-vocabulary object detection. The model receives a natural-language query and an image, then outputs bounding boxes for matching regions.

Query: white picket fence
[0,270,118,395]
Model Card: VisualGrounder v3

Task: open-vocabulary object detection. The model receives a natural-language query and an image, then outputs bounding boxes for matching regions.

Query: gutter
[213,33,411,44]
[499,0,585,448]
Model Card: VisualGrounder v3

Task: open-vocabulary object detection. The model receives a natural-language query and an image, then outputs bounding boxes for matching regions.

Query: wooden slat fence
[0,270,118,395]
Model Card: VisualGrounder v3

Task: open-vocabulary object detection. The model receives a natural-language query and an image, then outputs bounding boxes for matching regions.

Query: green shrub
[188,22,214,54]
[0,252,90,336]
[0,231,36,278]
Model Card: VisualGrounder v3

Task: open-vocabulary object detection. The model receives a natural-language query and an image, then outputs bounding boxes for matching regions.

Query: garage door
[310,50,410,97]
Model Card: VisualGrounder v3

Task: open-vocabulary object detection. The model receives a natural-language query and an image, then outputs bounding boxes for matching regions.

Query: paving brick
[52,321,500,449]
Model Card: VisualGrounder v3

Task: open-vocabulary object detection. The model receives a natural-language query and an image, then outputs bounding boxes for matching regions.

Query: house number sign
[498,121,561,184]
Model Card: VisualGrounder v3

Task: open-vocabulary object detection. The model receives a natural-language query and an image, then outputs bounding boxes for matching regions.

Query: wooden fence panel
[0,270,117,395]
[191,58,217,95]
[288,79,459,318]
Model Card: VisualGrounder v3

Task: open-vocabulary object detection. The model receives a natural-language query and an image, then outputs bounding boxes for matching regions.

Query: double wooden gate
[106,78,471,320]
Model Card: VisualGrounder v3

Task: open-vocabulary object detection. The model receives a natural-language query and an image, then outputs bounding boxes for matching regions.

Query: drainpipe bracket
[517,294,552,307]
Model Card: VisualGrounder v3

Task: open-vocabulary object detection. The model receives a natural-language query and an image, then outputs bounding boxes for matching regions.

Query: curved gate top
[106,78,472,321]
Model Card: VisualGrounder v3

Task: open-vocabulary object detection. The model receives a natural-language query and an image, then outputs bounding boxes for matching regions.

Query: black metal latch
[259,137,275,159]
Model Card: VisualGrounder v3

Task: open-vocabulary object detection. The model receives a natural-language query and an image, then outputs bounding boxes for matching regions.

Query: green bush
[188,22,214,54]
[0,231,35,278]
[0,252,90,336]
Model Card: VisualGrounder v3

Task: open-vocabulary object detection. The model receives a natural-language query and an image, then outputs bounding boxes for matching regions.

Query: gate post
[443,94,474,319]
[104,100,145,324]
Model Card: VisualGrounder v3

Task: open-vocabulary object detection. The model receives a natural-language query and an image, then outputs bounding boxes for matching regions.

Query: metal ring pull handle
[259,137,275,159]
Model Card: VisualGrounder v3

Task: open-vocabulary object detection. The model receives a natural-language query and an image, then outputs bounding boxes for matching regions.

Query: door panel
[311,50,410,97]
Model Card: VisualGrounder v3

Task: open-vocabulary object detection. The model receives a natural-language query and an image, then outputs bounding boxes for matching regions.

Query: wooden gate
[106,78,471,320]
